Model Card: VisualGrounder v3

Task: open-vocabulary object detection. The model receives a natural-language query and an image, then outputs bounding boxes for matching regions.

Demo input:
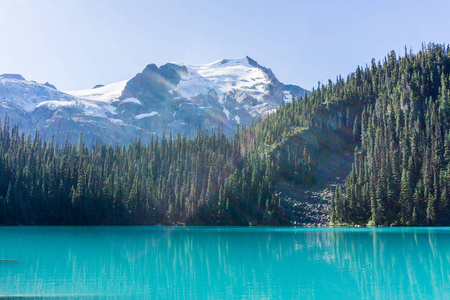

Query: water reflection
[0,227,449,299]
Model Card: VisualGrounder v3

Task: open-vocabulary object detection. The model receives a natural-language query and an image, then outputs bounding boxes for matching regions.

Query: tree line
[0,114,314,225]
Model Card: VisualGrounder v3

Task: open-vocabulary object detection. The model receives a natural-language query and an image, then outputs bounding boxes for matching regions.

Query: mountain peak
[203,57,251,68]
[0,74,26,81]
[44,82,57,90]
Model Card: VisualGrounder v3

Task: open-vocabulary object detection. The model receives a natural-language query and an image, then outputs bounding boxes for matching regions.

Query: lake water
[0,227,449,299]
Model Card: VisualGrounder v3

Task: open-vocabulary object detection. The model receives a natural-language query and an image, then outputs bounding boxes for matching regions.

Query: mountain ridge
[0,57,308,146]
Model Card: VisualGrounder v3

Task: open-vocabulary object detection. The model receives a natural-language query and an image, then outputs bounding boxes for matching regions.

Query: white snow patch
[283,91,293,103]
[223,107,230,119]
[187,58,267,97]
[199,106,212,109]
[37,100,76,110]
[234,115,240,124]
[0,77,124,117]
[135,111,160,119]
[173,66,218,99]
[173,111,177,118]
[253,103,266,109]
[37,99,113,117]
[104,105,117,115]
[170,58,269,104]
[0,77,78,112]
[123,97,141,105]
[0,102,12,109]
[65,80,127,103]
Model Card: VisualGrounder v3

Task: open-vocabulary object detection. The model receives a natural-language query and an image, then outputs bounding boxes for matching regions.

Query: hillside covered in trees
[331,44,450,226]
[0,121,315,225]
[0,43,448,226]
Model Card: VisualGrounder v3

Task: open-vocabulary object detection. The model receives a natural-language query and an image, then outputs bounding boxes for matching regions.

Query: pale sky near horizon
[0,0,449,91]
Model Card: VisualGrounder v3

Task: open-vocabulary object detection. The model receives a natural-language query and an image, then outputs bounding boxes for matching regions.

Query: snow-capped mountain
[0,57,308,146]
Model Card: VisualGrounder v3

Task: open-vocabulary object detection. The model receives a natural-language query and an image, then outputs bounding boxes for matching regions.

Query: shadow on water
[0,227,449,299]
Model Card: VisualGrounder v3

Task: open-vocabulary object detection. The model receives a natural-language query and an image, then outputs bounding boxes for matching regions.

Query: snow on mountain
[123,97,142,105]
[0,57,308,146]
[170,58,276,106]
[135,111,160,119]
[65,80,127,103]
[173,66,216,99]
[0,74,75,112]
[189,58,267,98]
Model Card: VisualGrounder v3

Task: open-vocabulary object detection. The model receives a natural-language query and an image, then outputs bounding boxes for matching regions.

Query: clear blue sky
[1,0,449,91]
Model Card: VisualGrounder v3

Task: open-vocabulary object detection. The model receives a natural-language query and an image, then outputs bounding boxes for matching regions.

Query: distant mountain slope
[0,74,138,146]
[0,57,308,146]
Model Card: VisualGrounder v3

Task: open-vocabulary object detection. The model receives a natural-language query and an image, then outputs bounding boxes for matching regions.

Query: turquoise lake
[0,227,449,299]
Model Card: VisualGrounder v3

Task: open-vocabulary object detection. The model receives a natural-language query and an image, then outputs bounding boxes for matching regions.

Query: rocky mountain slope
[0,57,307,146]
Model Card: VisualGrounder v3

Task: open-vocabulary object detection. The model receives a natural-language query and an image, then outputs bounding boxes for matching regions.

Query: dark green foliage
[252,42,450,227]
[329,43,450,226]
[0,110,315,225]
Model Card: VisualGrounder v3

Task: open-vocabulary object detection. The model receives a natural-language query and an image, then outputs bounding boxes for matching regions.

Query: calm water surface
[0,227,449,299]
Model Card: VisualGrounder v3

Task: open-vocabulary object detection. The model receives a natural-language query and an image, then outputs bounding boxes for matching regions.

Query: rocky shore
[276,151,354,227]
[278,184,331,227]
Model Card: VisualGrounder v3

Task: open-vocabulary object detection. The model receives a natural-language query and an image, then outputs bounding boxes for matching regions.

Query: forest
[331,44,450,226]
[0,43,448,226]
[0,120,313,225]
